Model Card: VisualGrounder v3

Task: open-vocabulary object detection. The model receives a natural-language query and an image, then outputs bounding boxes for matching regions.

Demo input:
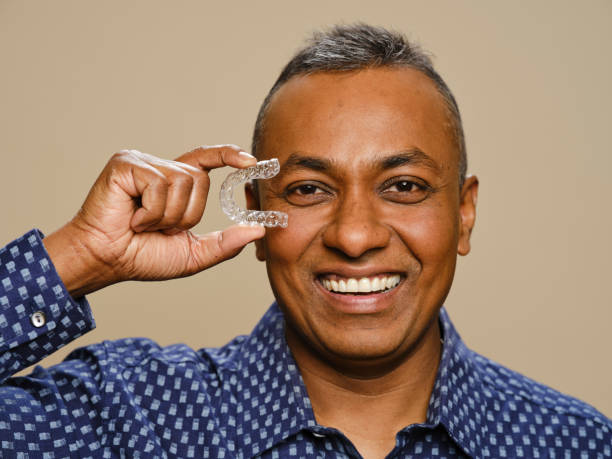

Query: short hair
[251,23,467,187]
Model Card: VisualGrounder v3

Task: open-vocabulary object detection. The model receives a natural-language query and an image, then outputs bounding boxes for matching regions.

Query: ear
[457,175,479,256]
[245,181,266,261]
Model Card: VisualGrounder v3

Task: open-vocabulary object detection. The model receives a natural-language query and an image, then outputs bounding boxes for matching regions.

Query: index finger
[174,144,257,171]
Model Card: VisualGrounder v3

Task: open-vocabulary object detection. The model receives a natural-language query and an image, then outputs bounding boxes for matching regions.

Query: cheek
[393,204,460,265]
[263,212,327,310]
[264,209,324,264]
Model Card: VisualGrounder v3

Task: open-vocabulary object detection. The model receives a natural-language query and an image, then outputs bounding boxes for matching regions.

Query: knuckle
[208,143,241,152]
[110,150,129,162]
[173,171,194,187]
[170,177,194,196]
[151,175,169,188]
[208,232,225,260]
[193,144,216,153]
[193,172,210,188]
[111,149,144,164]
[175,161,200,173]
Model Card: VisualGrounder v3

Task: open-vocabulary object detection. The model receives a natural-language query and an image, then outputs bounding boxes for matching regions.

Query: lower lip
[315,279,401,314]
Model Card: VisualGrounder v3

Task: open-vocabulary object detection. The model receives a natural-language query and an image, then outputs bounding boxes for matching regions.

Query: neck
[286,318,442,458]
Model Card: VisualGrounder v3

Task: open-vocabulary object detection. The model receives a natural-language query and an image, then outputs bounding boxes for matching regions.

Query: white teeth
[371,278,380,291]
[346,278,359,293]
[358,278,371,292]
[321,275,401,294]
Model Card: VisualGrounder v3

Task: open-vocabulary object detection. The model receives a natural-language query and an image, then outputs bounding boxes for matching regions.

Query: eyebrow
[281,153,332,173]
[378,149,441,173]
[280,149,440,176]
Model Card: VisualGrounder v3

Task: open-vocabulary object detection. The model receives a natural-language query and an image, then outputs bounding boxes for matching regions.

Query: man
[0,24,610,458]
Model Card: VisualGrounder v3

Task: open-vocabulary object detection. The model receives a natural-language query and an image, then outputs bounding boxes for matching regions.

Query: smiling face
[247,67,477,374]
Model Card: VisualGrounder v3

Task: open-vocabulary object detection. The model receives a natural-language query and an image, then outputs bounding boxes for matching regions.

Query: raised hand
[43,145,265,297]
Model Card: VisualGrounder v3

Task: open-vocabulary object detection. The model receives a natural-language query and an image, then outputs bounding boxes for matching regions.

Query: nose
[321,188,391,258]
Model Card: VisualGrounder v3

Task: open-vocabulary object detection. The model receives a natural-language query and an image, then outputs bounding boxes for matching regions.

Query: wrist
[43,221,118,297]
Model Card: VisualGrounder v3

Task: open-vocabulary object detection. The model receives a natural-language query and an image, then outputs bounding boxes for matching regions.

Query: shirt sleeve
[0,229,95,383]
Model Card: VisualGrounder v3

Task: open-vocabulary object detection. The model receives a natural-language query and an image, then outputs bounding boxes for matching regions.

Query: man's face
[248,68,477,372]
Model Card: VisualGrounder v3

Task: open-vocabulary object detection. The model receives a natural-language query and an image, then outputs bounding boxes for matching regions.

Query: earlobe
[457,175,479,256]
[244,182,267,261]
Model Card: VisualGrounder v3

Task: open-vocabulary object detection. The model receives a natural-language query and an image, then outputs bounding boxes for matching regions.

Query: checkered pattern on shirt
[0,230,94,383]
[0,230,611,458]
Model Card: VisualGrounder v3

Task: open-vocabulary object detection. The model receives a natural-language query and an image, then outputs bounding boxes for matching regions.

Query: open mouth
[318,274,401,295]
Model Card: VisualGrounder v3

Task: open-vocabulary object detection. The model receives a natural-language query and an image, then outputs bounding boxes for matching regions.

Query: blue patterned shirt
[1,230,611,458]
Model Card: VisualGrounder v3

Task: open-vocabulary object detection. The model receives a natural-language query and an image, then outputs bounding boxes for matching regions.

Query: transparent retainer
[219,158,288,228]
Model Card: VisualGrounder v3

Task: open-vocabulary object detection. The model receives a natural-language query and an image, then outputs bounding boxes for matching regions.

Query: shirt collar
[425,307,487,457]
[226,303,317,457]
[225,304,486,457]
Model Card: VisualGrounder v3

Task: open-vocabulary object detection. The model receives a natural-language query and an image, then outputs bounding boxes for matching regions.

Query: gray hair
[251,23,467,187]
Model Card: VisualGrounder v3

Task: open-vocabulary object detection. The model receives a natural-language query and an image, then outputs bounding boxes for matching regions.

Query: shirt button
[31,311,46,328]
[312,432,325,438]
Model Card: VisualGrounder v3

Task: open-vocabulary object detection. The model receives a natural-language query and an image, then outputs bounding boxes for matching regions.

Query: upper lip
[314,266,404,279]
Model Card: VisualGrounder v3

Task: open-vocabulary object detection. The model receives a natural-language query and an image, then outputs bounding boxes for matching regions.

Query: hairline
[252,65,466,189]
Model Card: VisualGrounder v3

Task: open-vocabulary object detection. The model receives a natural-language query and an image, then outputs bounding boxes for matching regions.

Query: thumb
[192,224,266,270]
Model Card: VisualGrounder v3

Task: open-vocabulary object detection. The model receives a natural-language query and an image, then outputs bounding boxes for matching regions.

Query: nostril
[322,223,391,259]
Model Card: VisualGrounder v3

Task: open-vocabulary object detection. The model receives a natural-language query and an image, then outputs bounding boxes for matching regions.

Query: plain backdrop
[1,1,610,417]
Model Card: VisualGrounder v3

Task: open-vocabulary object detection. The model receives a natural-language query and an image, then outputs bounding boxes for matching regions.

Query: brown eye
[381,178,431,204]
[294,184,320,195]
[389,181,418,192]
[285,182,332,206]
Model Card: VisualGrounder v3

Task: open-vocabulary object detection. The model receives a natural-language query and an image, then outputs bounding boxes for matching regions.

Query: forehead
[259,67,458,174]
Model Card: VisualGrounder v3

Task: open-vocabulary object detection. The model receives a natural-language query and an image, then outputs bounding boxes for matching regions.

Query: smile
[319,274,401,294]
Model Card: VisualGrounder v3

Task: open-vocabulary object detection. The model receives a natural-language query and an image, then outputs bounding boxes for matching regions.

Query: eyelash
[283,177,433,206]
[291,184,325,196]
[380,177,430,192]
[283,182,332,206]
[379,178,432,204]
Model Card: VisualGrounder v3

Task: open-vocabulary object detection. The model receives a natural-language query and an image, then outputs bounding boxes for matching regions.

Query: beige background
[1,1,610,418]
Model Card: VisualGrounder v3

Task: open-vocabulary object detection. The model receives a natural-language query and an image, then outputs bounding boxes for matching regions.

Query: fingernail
[239,151,256,160]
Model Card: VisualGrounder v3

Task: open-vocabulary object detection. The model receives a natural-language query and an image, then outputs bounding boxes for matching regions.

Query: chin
[316,326,409,364]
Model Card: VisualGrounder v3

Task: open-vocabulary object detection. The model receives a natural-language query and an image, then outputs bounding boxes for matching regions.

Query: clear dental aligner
[219,158,288,228]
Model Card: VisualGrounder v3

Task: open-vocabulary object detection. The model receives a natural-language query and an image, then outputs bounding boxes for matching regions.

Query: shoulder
[54,334,249,384]
[470,350,612,451]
